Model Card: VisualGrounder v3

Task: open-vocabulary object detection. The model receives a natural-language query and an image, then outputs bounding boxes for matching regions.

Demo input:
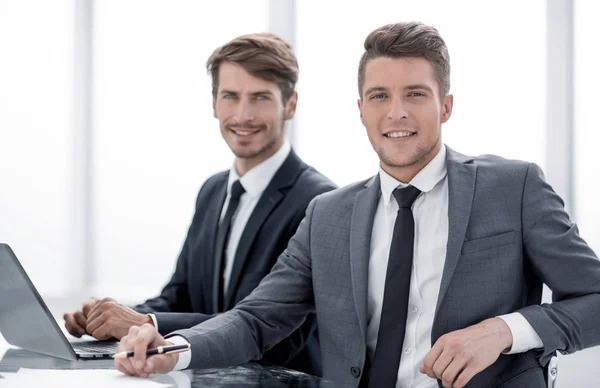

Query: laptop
[0,243,118,360]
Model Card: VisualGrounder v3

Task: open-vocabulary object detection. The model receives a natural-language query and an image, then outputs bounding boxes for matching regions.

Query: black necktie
[214,180,245,312]
[368,185,421,388]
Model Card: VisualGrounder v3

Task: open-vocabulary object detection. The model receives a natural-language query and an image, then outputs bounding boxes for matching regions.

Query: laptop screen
[0,243,78,360]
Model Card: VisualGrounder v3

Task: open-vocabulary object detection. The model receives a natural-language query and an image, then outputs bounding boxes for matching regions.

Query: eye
[370,93,387,100]
[408,91,426,97]
[255,94,270,101]
[223,93,237,100]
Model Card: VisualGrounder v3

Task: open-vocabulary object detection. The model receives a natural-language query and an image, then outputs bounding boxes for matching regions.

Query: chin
[233,147,263,160]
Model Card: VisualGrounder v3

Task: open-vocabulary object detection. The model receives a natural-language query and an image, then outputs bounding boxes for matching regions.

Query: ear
[212,97,217,118]
[440,94,453,123]
[284,91,298,120]
[357,98,365,124]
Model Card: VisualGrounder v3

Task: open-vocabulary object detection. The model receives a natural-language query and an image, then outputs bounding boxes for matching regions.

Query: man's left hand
[85,298,154,340]
[420,317,513,388]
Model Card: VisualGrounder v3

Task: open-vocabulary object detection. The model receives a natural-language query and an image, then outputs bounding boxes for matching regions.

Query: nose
[387,96,408,121]
[234,98,255,123]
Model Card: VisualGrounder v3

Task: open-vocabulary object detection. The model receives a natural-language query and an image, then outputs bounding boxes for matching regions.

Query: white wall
[91,0,268,302]
[575,0,600,256]
[295,0,546,187]
[0,0,73,297]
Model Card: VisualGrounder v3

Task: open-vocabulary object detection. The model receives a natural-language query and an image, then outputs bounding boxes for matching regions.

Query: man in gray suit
[113,22,600,388]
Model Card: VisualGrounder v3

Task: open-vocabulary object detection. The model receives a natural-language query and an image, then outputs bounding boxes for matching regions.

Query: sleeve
[516,163,600,366]
[168,198,320,370]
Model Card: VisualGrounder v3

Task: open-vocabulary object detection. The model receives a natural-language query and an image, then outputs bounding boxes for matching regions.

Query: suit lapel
[201,175,227,314]
[349,175,381,341]
[435,147,476,315]
[223,150,306,309]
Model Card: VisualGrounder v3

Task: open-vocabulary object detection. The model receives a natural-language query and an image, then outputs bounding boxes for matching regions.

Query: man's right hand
[63,297,100,337]
[115,324,178,378]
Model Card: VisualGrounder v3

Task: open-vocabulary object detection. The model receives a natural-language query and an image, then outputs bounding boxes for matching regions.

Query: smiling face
[213,61,297,174]
[358,56,453,183]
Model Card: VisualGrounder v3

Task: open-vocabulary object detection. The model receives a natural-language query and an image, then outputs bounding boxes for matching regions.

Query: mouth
[229,126,262,138]
[384,130,416,139]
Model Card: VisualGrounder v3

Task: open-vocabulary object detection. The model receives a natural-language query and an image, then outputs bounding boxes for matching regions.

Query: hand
[420,318,513,388]
[63,297,101,337]
[85,298,154,340]
[115,324,178,378]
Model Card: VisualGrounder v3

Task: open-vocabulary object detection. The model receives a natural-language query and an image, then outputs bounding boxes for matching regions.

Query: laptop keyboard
[72,340,119,354]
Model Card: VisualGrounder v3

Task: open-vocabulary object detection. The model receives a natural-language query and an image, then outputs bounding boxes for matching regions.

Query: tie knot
[392,185,421,208]
[230,180,245,201]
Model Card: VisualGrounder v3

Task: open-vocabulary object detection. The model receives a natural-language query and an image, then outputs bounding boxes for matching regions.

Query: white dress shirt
[162,142,291,371]
[220,141,291,293]
[366,145,542,388]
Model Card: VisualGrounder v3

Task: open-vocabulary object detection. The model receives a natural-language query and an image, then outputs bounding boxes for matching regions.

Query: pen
[112,343,191,359]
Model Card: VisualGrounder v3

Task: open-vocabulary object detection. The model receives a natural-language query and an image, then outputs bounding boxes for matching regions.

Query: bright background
[0,1,598,385]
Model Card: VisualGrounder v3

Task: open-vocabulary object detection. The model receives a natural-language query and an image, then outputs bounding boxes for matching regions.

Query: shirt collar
[227,141,291,199]
[379,144,448,207]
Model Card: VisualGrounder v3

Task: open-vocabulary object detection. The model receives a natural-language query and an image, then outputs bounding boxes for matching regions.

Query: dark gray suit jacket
[171,147,600,387]
[134,149,336,375]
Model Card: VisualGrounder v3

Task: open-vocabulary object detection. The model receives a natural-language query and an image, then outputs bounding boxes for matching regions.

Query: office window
[0,0,74,297]
[575,1,600,254]
[93,1,268,302]
[295,0,546,186]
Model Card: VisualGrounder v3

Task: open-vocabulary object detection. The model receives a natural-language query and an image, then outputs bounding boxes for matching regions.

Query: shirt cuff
[148,314,158,331]
[497,313,544,354]
[168,335,192,370]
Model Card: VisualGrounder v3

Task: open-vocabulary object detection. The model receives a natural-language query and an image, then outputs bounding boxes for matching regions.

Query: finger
[115,357,137,376]
[73,311,88,332]
[81,297,100,316]
[115,333,139,376]
[86,303,105,324]
[91,322,113,341]
[116,334,131,355]
[129,326,151,374]
[452,365,478,388]
[441,357,466,388]
[86,313,106,337]
[422,339,445,378]
[63,313,84,337]
[432,348,454,380]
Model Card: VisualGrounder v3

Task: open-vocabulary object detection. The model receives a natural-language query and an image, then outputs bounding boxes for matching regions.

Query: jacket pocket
[462,230,516,254]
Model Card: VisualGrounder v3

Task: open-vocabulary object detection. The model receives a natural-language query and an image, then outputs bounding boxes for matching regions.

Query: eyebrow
[251,90,274,97]
[219,90,275,97]
[363,86,388,96]
[405,84,434,93]
[363,84,435,97]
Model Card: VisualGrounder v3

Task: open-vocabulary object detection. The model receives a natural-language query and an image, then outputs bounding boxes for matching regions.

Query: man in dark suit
[114,22,600,387]
[63,32,335,375]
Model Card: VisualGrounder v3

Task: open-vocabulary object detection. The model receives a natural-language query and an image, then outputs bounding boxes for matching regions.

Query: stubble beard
[378,136,441,170]
[231,115,286,161]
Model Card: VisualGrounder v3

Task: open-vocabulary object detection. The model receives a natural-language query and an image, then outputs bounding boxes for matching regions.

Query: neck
[234,140,284,177]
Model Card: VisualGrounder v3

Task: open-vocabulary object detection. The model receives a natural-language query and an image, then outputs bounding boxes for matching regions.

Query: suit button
[350,366,361,378]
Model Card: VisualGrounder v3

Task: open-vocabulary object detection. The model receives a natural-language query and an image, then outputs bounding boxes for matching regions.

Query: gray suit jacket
[171,147,600,387]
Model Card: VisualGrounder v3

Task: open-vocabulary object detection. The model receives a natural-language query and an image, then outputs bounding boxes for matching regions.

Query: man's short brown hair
[207,33,299,103]
[358,22,451,98]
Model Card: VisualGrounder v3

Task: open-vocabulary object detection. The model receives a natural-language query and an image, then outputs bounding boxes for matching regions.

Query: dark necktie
[214,180,245,312]
[368,185,421,388]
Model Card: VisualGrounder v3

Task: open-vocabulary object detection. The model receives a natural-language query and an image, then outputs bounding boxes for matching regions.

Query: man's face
[358,57,453,179]
[213,62,296,163]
